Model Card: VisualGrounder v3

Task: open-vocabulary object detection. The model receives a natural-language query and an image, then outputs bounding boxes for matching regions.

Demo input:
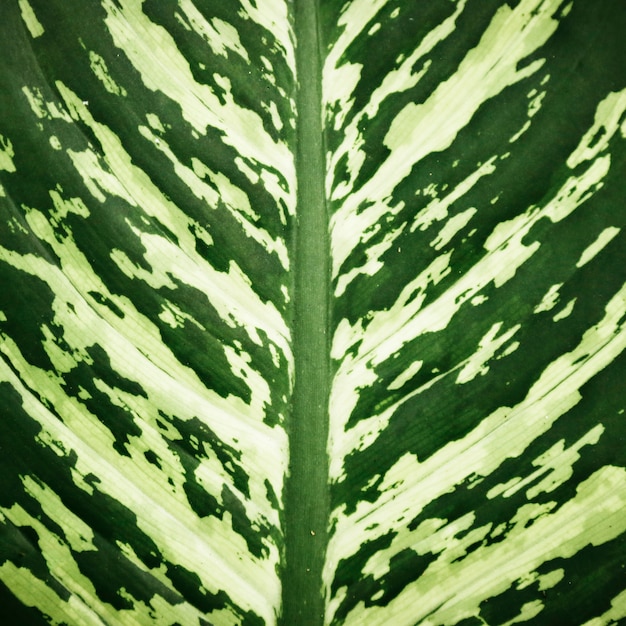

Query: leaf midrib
[282,1,330,624]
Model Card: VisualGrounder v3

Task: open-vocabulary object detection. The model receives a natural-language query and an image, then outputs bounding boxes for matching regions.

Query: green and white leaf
[0,0,625,624]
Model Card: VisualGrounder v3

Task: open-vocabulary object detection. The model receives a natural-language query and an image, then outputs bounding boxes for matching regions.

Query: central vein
[282,0,330,624]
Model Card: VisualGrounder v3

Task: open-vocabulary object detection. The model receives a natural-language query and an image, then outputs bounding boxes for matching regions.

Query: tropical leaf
[0,0,625,625]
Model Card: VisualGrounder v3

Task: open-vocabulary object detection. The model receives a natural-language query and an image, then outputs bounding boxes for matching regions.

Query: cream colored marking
[517,568,564,592]
[188,152,289,269]
[23,476,94,552]
[0,135,16,172]
[21,86,48,119]
[528,89,546,117]
[323,0,389,129]
[471,295,488,306]
[568,88,626,168]
[178,0,250,62]
[332,252,451,364]
[552,298,576,322]
[331,149,498,295]
[365,1,469,122]
[509,119,531,145]
[502,602,544,626]
[388,360,423,391]
[456,322,521,384]
[158,301,205,330]
[3,503,129,624]
[487,424,604,501]
[430,207,477,250]
[414,160,496,233]
[18,0,44,38]
[41,324,77,373]
[576,226,620,268]
[0,525,209,624]
[264,100,283,132]
[538,569,564,591]
[22,86,72,123]
[88,51,127,96]
[0,562,104,626]
[146,112,165,132]
[534,283,562,313]
[334,218,408,297]
[238,0,296,74]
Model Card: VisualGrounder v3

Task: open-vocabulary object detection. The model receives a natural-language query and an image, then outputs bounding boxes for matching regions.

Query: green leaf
[1,1,626,624]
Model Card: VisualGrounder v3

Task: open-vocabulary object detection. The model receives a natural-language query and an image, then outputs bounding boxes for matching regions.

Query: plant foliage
[1,0,626,624]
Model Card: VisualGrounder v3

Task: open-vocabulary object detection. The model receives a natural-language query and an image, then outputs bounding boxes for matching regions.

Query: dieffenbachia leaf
[0,0,625,624]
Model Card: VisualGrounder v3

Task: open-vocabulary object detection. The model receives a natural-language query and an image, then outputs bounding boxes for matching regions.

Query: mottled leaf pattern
[0,1,295,623]
[0,0,625,625]
[323,1,626,624]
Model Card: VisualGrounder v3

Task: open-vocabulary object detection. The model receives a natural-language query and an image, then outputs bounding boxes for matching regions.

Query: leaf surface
[1,1,626,624]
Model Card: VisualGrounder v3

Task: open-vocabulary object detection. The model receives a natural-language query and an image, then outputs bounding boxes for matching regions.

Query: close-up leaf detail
[0,0,625,624]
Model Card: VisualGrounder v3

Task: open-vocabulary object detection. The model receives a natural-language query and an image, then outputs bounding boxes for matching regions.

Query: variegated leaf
[0,1,625,625]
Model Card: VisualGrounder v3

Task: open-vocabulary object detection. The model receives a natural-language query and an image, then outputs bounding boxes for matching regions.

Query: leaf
[0,1,625,624]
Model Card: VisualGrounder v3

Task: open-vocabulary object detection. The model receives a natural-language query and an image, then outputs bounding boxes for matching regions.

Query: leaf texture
[0,1,295,623]
[0,0,626,625]
[322,1,626,624]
